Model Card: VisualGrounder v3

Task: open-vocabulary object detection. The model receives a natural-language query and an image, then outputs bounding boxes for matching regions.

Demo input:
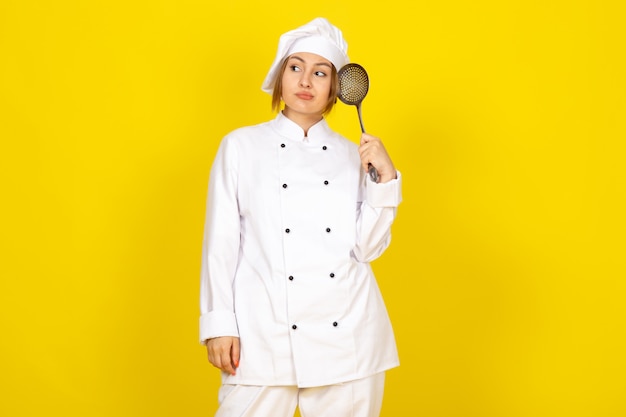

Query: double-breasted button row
[278,142,330,193]
[287,273,335,281]
[279,143,328,150]
[281,181,330,188]
[284,228,333,234]
[291,322,339,330]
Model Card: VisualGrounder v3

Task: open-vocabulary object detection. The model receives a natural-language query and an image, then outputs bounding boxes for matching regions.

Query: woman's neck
[282,108,323,136]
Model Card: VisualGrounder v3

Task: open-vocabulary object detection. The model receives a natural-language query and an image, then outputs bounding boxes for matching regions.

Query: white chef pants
[214,372,385,417]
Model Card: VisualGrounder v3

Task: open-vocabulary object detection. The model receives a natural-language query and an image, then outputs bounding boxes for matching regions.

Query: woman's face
[281,52,333,120]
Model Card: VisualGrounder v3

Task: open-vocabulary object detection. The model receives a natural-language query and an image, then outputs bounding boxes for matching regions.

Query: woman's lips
[296,92,313,100]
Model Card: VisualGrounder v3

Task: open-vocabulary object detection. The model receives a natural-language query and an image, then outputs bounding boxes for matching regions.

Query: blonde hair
[271,57,338,115]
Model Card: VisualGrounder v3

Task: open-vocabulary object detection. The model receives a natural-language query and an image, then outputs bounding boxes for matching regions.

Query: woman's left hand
[358,133,397,183]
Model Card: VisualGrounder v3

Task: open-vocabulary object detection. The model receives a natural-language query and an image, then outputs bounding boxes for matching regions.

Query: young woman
[200,17,402,417]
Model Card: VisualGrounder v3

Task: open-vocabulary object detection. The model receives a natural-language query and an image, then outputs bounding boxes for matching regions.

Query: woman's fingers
[358,133,396,183]
[206,336,240,375]
[231,337,241,368]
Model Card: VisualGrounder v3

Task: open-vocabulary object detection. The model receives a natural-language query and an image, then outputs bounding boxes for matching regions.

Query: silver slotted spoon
[337,63,379,182]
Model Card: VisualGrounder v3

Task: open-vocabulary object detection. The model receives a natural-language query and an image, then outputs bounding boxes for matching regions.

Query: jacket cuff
[199,310,239,344]
[366,170,402,207]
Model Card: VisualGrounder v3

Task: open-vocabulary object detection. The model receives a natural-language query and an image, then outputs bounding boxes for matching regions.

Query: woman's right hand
[206,336,240,376]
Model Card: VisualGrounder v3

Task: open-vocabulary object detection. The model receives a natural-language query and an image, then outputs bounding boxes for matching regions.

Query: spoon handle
[356,104,379,182]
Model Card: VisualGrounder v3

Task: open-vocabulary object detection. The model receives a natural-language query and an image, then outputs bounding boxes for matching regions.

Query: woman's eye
[290,65,301,72]
[315,71,327,77]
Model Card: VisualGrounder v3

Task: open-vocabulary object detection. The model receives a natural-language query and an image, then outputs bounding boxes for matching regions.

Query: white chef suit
[200,111,402,388]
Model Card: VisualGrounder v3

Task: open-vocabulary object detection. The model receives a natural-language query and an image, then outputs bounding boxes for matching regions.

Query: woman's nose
[299,74,311,87]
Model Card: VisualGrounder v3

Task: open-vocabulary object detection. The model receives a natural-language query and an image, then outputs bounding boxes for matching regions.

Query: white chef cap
[261,17,349,94]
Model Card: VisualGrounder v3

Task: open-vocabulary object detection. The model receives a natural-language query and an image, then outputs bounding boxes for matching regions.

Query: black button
[330,272,335,278]
[281,143,286,148]
[326,227,331,233]
[333,321,338,327]
[292,324,297,330]
[288,275,294,281]
[322,145,327,150]
[324,180,329,185]
[285,228,290,233]
[282,183,287,189]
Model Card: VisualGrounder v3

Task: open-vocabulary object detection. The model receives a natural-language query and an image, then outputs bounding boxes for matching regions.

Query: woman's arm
[352,133,402,262]
[199,135,241,345]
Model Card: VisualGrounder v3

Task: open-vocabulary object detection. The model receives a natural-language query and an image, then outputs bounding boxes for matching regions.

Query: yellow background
[1,1,624,416]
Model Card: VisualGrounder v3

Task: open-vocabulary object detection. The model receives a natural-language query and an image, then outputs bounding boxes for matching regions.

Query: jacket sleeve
[352,171,402,263]
[199,135,241,344]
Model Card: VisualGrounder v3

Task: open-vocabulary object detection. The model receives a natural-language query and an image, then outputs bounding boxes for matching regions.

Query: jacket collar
[271,111,332,142]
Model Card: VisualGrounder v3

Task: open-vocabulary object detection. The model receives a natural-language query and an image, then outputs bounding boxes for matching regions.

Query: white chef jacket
[200,112,402,388]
